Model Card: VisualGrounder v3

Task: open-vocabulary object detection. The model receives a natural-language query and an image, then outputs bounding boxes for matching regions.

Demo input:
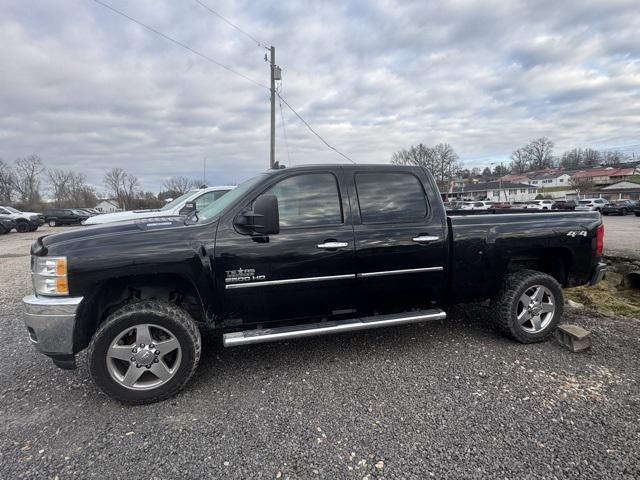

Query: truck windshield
[160,190,198,211]
[195,174,268,222]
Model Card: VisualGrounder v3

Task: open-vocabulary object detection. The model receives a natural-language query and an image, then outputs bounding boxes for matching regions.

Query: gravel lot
[1,226,639,479]
[602,214,640,260]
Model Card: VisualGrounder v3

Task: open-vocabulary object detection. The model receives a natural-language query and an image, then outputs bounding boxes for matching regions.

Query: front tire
[88,300,201,404]
[491,270,563,343]
[48,220,57,227]
[15,221,30,233]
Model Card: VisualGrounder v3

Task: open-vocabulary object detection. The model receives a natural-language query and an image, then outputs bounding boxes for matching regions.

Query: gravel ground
[602,215,640,260]
[1,227,639,479]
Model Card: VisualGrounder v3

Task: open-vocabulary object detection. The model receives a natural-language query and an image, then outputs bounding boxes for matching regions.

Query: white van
[84,186,234,225]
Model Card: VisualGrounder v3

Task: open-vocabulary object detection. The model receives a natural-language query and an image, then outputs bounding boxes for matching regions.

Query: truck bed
[446,211,602,303]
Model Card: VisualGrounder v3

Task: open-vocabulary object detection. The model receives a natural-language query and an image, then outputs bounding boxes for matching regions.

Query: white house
[95,199,121,213]
[524,172,572,188]
[443,181,539,202]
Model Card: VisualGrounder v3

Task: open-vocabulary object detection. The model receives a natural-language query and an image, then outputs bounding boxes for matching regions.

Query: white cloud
[0,0,639,192]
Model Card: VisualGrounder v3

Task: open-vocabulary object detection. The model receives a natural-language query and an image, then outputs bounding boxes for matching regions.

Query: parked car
[22,164,606,404]
[43,209,90,226]
[575,198,609,212]
[552,200,576,211]
[601,200,637,216]
[460,201,493,210]
[84,186,233,225]
[0,206,43,232]
[76,208,99,216]
[491,202,512,209]
[634,203,640,217]
[0,216,16,234]
[524,200,555,210]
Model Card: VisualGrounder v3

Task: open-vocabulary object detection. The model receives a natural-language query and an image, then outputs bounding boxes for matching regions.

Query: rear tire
[88,300,201,404]
[491,270,563,344]
[48,220,57,227]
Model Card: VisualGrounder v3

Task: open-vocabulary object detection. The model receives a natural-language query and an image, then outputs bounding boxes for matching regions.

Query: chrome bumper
[22,295,83,358]
[589,262,607,286]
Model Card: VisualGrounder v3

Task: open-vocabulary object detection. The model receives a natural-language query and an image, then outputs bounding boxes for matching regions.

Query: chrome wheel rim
[517,285,555,334]
[106,323,182,391]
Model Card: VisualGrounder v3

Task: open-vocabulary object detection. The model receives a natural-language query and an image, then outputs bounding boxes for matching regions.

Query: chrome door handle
[412,235,440,244]
[317,242,349,249]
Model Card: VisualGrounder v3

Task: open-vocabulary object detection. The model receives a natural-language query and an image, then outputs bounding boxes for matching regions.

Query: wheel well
[74,274,205,352]
[506,248,572,287]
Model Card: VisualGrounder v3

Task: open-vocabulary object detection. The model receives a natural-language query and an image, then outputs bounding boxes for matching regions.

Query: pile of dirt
[565,257,640,318]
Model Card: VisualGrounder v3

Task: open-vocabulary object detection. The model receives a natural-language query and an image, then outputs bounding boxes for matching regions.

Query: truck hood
[84,209,167,225]
[34,216,186,255]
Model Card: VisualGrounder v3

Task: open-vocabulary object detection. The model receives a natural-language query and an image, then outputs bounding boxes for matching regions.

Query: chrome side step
[223,309,446,347]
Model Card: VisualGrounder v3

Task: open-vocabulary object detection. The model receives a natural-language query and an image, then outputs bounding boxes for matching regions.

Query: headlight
[31,256,69,296]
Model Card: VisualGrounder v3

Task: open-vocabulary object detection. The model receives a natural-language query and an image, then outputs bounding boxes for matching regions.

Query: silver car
[575,198,609,212]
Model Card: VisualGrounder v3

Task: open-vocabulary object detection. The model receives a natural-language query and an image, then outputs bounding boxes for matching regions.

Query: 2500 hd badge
[225,268,266,284]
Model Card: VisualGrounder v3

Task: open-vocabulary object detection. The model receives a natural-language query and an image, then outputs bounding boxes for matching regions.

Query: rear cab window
[355,172,428,224]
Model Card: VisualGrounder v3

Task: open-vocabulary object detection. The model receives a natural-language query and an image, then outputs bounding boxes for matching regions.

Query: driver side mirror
[180,201,197,215]
[234,194,279,235]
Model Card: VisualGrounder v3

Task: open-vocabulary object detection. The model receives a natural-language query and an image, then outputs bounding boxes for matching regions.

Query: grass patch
[566,271,640,318]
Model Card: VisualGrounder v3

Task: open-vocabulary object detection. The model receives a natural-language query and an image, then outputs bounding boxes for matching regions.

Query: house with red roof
[571,167,637,185]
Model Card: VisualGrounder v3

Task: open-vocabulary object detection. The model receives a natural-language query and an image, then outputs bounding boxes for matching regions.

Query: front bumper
[22,295,83,369]
[589,262,607,286]
[1,220,16,230]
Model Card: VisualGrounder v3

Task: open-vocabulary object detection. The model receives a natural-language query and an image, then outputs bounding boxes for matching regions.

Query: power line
[91,0,268,90]
[277,92,356,164]
[194,0,268,49]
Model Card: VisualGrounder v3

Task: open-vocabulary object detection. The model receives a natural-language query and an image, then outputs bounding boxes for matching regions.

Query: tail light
[596,224,604,256]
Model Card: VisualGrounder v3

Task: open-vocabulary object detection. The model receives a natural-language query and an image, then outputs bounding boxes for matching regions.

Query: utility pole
[269,46,276,169]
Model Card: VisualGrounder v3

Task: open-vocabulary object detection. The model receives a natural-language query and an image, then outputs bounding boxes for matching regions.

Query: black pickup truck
[23,165,606,404]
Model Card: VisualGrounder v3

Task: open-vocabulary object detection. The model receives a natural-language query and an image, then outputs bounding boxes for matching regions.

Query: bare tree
[432,143,461,188]
[391,143,461,189]
[162,176,200,197]
[602,150,628,166]
[124,173,140,208]
[582,148,601,168]
[103,168,129,209]
[0,159,15,203]
[47,168,73,206]
[560,149,582,170]
[13,155,44,207]
[509,148,529,173]
[524,137,555,170]
[569,177,595,196]
[391,143,434,169]
[48,169,97,207]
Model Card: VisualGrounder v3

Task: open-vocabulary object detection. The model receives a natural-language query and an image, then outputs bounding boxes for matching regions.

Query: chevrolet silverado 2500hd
[23,165,606,404]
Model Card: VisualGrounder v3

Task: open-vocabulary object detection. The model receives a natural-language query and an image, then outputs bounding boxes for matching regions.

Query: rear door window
[355,172,427,224]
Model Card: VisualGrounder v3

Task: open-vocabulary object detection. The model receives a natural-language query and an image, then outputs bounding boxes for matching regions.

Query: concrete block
[555,324,592,352]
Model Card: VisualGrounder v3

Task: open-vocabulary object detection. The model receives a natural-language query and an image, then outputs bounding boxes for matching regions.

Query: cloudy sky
[1,0,639,192]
